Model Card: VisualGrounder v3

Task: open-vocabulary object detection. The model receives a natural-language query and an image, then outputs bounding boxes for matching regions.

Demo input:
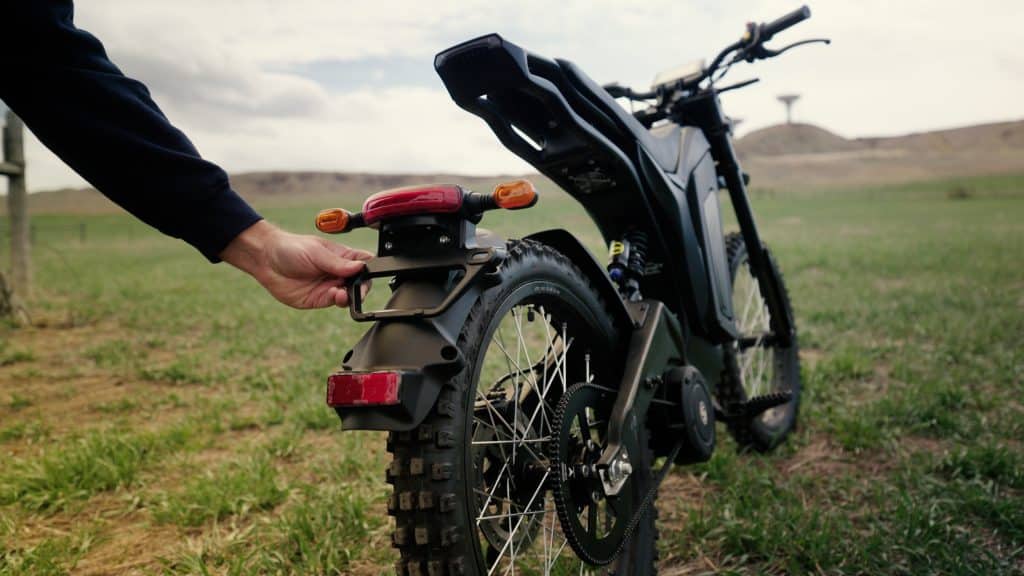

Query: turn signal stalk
[316,208,367,234]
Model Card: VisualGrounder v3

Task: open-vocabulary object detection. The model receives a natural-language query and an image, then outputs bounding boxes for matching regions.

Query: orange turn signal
[492,179,538,210]
[315,208,351,233]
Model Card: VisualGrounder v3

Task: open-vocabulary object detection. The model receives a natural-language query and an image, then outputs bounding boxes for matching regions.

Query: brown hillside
[735,123,862,156]
[735,119,1024,189]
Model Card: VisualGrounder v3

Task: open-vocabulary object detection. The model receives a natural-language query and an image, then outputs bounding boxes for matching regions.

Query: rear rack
[347,247,503,321]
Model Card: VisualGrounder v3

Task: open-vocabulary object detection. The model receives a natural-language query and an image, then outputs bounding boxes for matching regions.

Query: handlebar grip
[761,5,811,40]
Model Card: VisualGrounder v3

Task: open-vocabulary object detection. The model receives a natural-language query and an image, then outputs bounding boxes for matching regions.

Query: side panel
[678,128,736,339]
[639,127,736,341]
[635,149,710,335]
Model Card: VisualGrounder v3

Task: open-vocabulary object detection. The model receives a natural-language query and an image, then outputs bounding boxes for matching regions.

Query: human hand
[220,220,373,309]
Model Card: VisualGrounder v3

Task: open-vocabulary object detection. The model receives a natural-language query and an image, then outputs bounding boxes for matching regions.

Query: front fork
[716,143,795,347]
[702,106,795,348]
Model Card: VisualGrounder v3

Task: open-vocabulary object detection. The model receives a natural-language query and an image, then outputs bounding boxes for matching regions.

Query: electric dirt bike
[315,6,827,575]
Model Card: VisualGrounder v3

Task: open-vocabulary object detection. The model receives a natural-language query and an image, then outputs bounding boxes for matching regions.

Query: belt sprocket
[549,383,644,566]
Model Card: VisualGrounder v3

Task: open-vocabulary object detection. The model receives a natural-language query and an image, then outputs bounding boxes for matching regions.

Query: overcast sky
[5,0,1023,191]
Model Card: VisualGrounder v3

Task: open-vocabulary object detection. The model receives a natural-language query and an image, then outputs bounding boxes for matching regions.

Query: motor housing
[666,366,716,464]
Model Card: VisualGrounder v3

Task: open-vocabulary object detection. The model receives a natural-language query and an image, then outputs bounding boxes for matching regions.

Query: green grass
[4,394,31,411]
[82,339,136,368]
[937,442,1024,490]
[90,397,140,415]
[0,528,99,576]
[0,421,49,444]
[152,456,286,527]
[161,483,385,575]
[138,354,221,385]
[0,425,195,511]
[1,172,1022,573]
[0,349,34,368]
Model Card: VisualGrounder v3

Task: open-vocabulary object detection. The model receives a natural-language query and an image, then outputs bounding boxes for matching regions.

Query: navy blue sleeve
[0,1,262,262]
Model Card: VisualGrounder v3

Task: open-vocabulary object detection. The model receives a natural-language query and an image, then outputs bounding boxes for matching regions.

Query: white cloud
[7,0,1023,192]
[179,87,532,176]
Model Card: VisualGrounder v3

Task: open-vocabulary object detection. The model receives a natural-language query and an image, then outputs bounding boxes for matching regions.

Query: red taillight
[362,185,463,224]
[326,371,401,407]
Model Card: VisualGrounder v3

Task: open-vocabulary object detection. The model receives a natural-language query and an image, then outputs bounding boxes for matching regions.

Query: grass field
[1,173,1022,575]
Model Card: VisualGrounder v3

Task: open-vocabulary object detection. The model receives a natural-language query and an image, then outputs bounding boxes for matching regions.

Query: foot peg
[716,391,793,422]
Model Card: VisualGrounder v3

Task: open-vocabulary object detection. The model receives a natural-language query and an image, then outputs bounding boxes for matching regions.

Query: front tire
[387,240,657,575]
[719,233,801,452]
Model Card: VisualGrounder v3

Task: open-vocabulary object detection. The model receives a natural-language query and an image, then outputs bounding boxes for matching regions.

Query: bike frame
[432,34,793,353]
[334,34,793,445]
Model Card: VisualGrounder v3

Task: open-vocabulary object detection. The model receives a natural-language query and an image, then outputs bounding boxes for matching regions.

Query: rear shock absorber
[607,230,648,301]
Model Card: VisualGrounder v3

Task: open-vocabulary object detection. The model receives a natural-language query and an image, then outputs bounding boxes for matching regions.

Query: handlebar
[760,5,811,42]
[604,4,822,114]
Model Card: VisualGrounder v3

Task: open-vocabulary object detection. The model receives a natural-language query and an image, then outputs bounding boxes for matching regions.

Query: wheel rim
[731,257,786,426]
[470,301,605,575]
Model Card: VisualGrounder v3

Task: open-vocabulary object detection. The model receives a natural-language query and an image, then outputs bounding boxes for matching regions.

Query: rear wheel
[387,240,657,575]
[719,233,801,452]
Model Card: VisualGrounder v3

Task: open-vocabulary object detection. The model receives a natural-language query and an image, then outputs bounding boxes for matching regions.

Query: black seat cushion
[555,59,680,172]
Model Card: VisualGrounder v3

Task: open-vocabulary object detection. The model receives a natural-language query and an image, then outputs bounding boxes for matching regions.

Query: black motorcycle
[314,6,827,574]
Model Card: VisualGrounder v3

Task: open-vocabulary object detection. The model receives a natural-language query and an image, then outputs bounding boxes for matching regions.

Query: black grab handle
[762,5,811,41]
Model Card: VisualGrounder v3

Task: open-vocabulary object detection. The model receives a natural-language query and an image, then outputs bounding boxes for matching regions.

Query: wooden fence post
[2,110,30,300]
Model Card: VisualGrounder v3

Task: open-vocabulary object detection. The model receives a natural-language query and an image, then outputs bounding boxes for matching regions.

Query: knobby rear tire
[387,239,658,575]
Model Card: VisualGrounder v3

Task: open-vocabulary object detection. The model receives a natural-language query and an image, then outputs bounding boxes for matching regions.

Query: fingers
[333,286,350,308]
[332,278,370,309]
[310,242,367,279]
[348,248,375,261]
[321,239,375,262]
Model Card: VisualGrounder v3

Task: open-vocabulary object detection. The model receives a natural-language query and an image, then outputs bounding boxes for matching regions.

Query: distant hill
[736,124,861,156]
[9,118,1024,214]
[735,119,1024,189]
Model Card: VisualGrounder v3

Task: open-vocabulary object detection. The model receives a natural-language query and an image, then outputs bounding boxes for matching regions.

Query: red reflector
[326,371,401,407]
[362,185,463,224]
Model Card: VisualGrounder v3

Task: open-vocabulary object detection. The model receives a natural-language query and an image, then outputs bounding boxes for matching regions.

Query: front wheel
[719,233,801,452]
[387,240,658,575]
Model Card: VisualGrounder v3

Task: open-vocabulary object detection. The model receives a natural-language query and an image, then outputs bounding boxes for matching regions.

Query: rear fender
[333,230,503,431]
[524,229,634,329]
[336,228,628,431]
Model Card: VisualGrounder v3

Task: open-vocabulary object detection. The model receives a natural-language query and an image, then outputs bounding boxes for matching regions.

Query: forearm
[1,1,261,261]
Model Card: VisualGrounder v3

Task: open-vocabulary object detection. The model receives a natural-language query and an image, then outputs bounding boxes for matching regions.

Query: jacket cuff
[186,182,263,263]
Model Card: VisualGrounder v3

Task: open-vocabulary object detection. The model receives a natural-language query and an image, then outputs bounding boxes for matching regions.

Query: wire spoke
[732,260,778,402]
[472,302,601,573]
[488,470,551,575]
